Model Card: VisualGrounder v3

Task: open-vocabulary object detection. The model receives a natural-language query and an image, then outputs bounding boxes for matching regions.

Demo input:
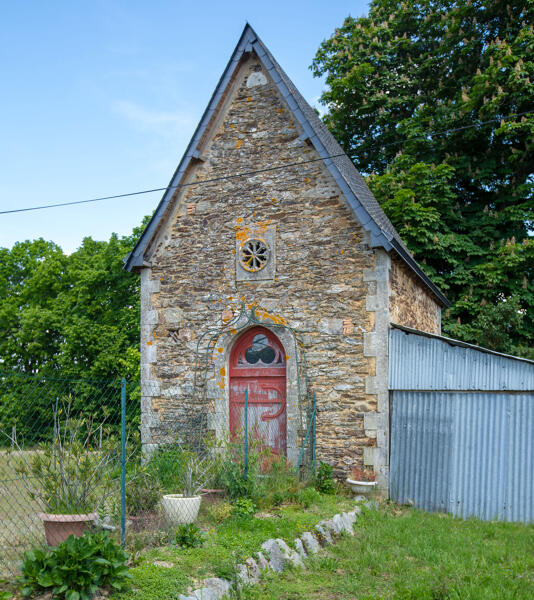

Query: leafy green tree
[312,0,534,355]
[0,221,148,438]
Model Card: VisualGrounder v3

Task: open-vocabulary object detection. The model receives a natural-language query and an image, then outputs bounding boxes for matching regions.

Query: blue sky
[0,1,370,253]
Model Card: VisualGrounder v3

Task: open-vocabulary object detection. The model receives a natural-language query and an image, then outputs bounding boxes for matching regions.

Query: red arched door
[229,327,287,455]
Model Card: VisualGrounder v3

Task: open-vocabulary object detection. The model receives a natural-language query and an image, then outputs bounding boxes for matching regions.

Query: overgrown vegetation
[312,0,534,357]
[19,531,131,599]
[118,491,354,600]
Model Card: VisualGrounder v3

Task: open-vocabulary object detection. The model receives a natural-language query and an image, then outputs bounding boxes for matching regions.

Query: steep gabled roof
[124,24,449,307]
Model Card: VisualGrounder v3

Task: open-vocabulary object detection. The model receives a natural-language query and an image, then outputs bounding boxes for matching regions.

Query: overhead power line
[0,110,531,216]
[0,154,346,216]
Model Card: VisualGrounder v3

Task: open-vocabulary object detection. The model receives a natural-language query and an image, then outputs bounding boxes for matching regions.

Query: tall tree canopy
[0,223,147,436]
[312,0,534,356]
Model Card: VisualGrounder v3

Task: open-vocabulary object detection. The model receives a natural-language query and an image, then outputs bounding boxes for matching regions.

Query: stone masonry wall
[139,54,393,479]
[389,257,441,335]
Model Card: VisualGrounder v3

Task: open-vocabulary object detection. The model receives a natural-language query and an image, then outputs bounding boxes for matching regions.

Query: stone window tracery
[240,239,269,272]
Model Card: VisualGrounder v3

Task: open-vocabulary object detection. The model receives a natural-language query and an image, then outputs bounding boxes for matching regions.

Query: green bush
[213,438,260,501]
[213,438,302,508]
[314,462,337,494]
[19,531,131,599]
[146,445,193,494]
[258,452,302,508]
[231,497,256,520]
[206,501,233,524]
[125,468,161,516]
[172,523,204,548]
[13,409,118,515]
[295,486,321,508]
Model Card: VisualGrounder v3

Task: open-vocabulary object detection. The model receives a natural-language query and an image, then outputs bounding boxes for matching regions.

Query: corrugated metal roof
[123,24,449,307]
[390,325,534,391]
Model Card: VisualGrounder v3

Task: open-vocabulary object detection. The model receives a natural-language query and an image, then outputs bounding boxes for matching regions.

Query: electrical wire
[0,153,346,215]
[0,110,531,216]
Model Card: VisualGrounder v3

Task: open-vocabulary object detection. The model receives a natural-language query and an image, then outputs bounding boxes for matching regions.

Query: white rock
[341,512,357,534]
[301,531,320,554]
[321,518,342,536]
[315,523,333,545]
[245,557,261,583]
[294,537,307,560]
[261,539,285,572]
[202,578,232,597]
[193,588,219,600]
[235,563,250,584]
[246,72,268,87]
[275,538,304,568]
[255,551,270,572]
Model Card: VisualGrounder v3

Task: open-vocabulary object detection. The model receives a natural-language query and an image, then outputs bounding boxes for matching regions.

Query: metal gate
[389,326,534,522]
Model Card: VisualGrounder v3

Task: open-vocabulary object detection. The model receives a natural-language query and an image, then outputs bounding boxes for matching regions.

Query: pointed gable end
[124,24,449,307]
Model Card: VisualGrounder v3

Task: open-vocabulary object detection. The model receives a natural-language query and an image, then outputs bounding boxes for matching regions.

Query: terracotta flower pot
[39,512,97,547]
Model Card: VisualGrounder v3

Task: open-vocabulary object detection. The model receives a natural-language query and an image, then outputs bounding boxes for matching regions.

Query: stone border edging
[178,499,376,600]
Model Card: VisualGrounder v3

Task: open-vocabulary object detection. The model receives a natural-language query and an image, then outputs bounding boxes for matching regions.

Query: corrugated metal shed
[389,326,534,523]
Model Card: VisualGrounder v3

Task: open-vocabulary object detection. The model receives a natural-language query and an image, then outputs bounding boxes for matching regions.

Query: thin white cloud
[113,100,197,138]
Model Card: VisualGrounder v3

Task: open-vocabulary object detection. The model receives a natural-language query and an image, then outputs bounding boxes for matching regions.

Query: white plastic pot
[346,478,377,495]
[162,494,202,525]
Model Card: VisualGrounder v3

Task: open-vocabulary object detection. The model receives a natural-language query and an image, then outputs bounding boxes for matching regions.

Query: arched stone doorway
[229,326,287,455]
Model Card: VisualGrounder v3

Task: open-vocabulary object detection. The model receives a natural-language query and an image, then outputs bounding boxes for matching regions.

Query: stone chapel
[125,24,449,490]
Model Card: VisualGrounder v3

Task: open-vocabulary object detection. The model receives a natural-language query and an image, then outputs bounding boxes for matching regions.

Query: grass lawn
[240,503,534,600]
[116,494,355,599]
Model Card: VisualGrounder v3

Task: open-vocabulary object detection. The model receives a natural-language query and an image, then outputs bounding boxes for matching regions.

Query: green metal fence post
[312,392,316,473]
[120,378,126,548]
[244,388,248,482]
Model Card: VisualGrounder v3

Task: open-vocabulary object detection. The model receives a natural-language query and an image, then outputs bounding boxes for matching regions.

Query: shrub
[258,452,302,507]
[214,437,302,508]
[147,444,214,497]
[172,523,204,548]
[11,406,118,514]
[314,462,337,494]
[146,445,192,494]
[126,468,161,516]
[19,531,131,599]
[213,438,260,501]
[296,486,321,508]
[206,501,233,524]
[231,497,256,520]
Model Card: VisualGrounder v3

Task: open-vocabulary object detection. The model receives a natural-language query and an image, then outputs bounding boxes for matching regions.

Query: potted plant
[6,405,119,546]
[157,448,214,525]
[346,466,377,496]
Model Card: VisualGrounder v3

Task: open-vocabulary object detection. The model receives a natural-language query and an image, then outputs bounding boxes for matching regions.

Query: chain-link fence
[0,370,315,578]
